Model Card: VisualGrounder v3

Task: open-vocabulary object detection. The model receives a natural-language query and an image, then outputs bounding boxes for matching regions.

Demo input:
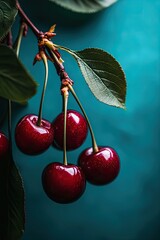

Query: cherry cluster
[0,109,120,204]
[0,18,120,205]
[0,94,120,205]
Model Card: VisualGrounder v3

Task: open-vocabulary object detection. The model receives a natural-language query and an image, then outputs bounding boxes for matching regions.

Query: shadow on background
[19,0,109,28]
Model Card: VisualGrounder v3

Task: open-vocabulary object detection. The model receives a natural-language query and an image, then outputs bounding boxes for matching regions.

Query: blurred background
[2,0,160,239]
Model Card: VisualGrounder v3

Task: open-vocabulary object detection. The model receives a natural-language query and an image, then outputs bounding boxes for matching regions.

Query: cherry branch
[16,1,67,80]
[16,1,42,37]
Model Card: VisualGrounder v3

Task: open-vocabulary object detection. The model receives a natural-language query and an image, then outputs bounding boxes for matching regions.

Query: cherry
[42,162,86,204]
[78,146,120,185]
[0,132,9,158]
[15,114,54,155]
[52,109,88,150]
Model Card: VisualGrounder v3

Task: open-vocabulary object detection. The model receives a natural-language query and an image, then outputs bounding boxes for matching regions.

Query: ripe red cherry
[0,132,9,158]
[42,162,86,204]
[15,114,54,155]
[78,146,120,185]
[52,110,88,150]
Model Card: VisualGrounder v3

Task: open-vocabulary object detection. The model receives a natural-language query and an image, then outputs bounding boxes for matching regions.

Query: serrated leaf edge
[56,45,126,109]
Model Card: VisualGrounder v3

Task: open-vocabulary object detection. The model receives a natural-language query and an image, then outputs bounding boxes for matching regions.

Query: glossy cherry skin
[0,132,9,158]
[42,162,86,204]
[15,114,54,155]
[52,110,88,151]
[78,146,120,185]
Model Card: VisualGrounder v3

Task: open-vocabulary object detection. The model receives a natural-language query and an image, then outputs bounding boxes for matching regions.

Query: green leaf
[0,151,25,240]
[0,45,38,102]
[0,0,17,40]
[59,46,126,109]
[49,0,117,13]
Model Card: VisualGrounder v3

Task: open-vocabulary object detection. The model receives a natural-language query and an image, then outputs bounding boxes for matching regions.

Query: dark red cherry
[42,162,86,204]
[78,146,120,185]
[52,110,88,151]
[0,132,9,158]
[15,114,54,155]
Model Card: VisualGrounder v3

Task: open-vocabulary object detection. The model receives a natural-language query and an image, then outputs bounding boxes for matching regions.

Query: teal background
[2,0,160,239]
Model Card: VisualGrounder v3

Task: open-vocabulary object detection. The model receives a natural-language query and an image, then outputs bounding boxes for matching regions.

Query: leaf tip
[122,105,127,110]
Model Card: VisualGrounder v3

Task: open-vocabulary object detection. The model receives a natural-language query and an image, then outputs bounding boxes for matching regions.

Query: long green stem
[37,54,48,126]
[69,85,99,153]
[14,23,25,56]
[63,91,68,166]
[15,7,48,126]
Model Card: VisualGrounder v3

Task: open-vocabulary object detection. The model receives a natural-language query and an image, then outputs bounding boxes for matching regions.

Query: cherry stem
[14,22,25,56]
[47,47,98,153]
[16,1,41,37]
[63,91,68,166]
[68,85,99,153]
[46,47,65,74]
[37,54,49,126]
[15,2,48,126]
